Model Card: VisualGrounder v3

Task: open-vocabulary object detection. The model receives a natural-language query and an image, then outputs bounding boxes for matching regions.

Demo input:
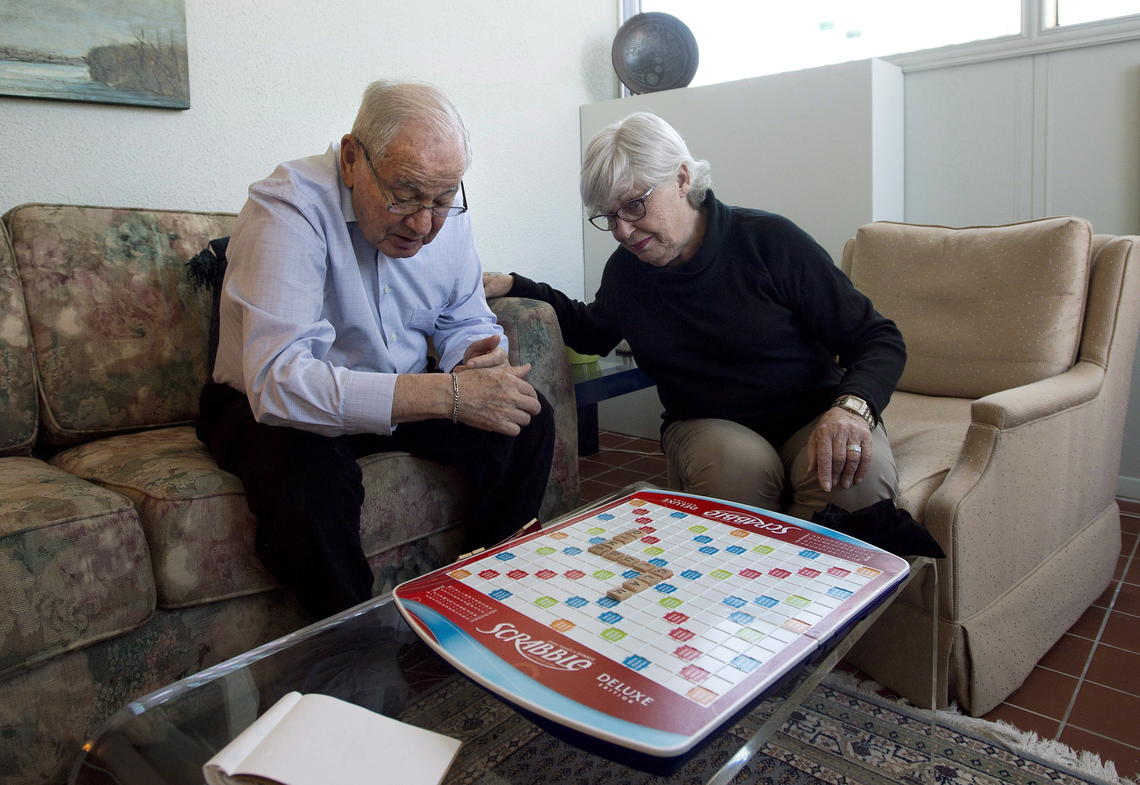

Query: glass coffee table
[69,486,931,785]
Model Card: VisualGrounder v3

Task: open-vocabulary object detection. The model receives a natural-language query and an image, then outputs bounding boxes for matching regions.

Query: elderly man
[197,81,554,616]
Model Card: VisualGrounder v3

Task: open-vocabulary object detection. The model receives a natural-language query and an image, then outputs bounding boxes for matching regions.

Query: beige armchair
[838,217,1139,716]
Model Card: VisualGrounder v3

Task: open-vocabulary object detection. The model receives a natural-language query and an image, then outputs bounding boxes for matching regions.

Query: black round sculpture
[612,12,699,94]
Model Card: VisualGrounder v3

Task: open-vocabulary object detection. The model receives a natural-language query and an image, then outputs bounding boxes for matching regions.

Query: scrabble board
[394,489,908,760]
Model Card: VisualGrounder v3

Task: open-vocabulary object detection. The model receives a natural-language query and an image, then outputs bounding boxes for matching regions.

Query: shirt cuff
[341,369,397,434]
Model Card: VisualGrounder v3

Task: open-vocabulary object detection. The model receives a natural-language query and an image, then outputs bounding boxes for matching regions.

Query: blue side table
[570,354,655,455]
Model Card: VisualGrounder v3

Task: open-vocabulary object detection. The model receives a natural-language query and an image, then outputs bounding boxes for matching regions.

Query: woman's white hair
[581,112,712,214]
[351,81,471,170]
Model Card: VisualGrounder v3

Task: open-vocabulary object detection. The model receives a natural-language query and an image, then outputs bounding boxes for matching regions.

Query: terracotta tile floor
[577,431,1140,781]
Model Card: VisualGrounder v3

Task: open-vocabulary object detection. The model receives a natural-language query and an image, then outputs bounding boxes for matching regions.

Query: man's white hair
[580,112,712,214]
[351,81,471,170]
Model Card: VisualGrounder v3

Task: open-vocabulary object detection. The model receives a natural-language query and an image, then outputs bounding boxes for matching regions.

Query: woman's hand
[806,407,873,493]
[482,272,514,299]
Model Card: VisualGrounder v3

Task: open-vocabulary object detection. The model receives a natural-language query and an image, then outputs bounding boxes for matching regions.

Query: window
[1049,0,1140,26]
[632,0,1140,85]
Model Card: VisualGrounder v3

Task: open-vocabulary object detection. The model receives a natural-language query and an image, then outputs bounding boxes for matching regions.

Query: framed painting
[0,0,189,109]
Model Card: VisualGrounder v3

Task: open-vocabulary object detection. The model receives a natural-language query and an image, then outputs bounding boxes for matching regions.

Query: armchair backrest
[841,217,1092,398]
[1082,235,1137,369]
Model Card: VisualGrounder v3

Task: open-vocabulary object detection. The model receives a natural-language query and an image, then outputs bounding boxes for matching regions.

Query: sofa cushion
[48,427,272,608]
[0,224,37,456]
[50,427,472,608]
[4,204,234,446]
[0,457,155,680]
[356,450,470,566]
[880,391,972,523]
[845,217,1092,399]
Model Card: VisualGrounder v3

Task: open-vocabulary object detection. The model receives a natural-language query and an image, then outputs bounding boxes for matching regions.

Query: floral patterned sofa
[0,203,579,784]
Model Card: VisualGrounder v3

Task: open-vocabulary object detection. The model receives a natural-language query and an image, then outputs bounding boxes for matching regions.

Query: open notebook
[202,691,461,785]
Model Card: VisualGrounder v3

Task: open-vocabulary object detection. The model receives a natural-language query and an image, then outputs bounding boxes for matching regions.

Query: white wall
[0,0,619,298]
[904,38,1140,498]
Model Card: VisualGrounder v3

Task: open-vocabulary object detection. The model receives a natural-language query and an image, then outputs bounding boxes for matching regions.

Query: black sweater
[510,192,906,445]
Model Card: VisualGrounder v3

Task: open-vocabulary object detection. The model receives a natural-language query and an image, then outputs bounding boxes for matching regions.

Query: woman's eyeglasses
[588,187,653,231]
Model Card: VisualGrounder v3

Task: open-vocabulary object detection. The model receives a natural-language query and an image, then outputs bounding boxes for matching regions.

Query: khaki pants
[661,414,898,521]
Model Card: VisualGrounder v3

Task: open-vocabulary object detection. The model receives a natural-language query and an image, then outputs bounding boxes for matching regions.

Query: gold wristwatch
[833,394,877,429]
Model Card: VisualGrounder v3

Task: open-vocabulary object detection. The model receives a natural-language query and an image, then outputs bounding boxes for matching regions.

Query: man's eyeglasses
[358,140,467,218]
[588,187,653,231]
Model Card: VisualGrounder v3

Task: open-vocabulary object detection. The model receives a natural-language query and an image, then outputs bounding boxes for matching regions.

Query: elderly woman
[484,112,905,520]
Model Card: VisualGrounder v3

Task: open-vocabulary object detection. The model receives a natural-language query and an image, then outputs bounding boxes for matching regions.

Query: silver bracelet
[450,372,460,424]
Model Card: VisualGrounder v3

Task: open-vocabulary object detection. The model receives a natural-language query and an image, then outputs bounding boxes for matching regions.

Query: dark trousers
[196,382,555,617]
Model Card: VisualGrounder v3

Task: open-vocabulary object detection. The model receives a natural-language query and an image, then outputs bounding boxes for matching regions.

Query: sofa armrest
[925,360,1111,619]
[489,297,579,519]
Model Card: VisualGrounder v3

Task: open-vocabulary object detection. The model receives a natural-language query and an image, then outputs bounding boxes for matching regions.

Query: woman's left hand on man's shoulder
[482,272,514,298]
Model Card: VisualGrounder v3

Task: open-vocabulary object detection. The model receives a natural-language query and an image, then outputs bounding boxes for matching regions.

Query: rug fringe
[823,671,1137,785]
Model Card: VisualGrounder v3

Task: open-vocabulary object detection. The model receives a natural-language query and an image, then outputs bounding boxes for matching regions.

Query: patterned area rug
[399,672,1132,785]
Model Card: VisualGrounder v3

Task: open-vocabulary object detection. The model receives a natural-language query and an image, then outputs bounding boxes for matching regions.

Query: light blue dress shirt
[213,142,504,436]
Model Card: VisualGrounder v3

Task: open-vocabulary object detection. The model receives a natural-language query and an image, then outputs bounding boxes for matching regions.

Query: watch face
[835,395,873,427]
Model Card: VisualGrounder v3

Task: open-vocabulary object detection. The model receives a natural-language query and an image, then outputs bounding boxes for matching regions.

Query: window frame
[624,1,1140,76]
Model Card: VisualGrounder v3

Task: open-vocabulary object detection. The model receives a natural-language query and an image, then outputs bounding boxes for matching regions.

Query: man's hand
[482,272,514,299]
[456,334,508,371]
[454,364,540,435]
[394,365,540,435]
[806,407,874,493]
[452,335,537,434]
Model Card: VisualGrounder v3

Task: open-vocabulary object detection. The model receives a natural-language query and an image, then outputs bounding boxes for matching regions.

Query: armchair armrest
[489,297,579,519]
[926,360,1111,619]
[970,361,1104,429]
